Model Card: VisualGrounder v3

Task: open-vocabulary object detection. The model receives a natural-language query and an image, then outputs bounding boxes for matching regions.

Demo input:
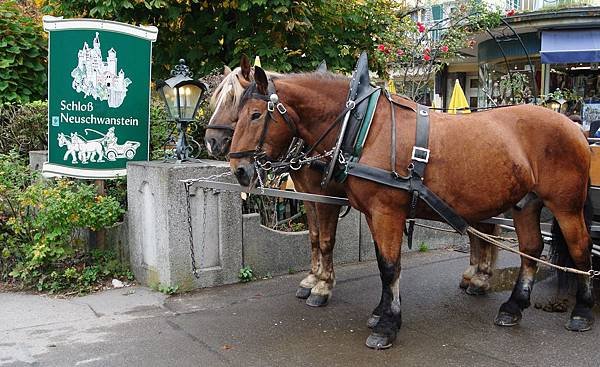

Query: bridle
[228,79,298,166]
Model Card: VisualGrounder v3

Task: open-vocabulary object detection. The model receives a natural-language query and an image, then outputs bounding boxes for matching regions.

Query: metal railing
[505,0,600,11]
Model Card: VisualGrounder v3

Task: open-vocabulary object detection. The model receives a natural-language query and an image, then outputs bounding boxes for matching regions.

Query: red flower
[506,9,516,16]
[396,49,404,56]
[418,24,426,33]
[377,44,386,52]
[440,45,449,53]
[424,53,431,61]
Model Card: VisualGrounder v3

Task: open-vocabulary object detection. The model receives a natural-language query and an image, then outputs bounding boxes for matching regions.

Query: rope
[408,219,593,277]
[465,226,591,277]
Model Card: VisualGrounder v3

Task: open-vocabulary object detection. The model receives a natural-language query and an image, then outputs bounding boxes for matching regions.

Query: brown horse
[229,67,593,349]
[205,56,499,308]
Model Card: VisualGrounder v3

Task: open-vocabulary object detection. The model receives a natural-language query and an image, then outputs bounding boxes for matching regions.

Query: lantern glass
[178,83,203,120]
[160,84,179,120]
[547,100,561,112]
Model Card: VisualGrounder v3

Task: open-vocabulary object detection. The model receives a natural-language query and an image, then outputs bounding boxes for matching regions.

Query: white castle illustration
[71,32,132,108]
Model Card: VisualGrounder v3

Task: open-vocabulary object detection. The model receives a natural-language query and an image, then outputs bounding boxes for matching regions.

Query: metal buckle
[411,146,430,163]
[346,100,356,109]
[267,101,275,112]
[276,103,287,115]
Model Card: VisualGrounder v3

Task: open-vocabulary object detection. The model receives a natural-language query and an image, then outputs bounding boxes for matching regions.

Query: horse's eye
[251,112,262,120]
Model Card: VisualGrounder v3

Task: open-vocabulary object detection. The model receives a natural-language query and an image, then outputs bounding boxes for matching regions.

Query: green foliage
[238,265,254,282]
[152,283,179,295]
[0,101,48,154]
[418,242,429,252]
[0,151,126,292]
[373,0,501,98]
[0,1,47,104]
[43,0,412,77]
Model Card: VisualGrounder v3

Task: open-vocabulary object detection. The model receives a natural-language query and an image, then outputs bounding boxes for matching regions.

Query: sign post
[42,17,157,179]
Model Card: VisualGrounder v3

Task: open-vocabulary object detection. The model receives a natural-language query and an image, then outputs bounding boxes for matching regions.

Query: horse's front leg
[306,203,341,307]
[296,201,320,299]
[495,199,543,326]
[364,211,404,349]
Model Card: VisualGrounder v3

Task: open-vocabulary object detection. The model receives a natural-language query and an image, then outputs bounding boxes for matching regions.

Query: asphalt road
[2,249,599,367]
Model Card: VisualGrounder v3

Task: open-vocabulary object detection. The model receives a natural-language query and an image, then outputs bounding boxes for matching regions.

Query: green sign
[42,17,157,179]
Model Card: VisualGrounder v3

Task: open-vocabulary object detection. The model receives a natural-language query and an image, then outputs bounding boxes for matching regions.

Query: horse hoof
[565,316,593,332]
[306,293,329,307]
[465,284,487,296]
[367,314,380,329]
[295,287,312,299]
[494,311,521,327]
[459,278,469,289]
[365,333,395,350]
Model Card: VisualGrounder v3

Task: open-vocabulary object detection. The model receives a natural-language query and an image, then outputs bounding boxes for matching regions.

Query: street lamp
[546,98,566,113]
[156,59,208,161]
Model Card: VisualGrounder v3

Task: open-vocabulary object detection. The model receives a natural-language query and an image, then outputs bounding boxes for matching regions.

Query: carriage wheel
[107,151,117,161]
[125,149,135,160]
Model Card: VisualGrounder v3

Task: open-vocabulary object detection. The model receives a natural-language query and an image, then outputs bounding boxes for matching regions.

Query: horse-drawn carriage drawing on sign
[56,127,140,164]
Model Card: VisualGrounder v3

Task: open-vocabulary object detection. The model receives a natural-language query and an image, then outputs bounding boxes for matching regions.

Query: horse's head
[57,133,66,146]
[229,67,298,187]
[205,55,254,157]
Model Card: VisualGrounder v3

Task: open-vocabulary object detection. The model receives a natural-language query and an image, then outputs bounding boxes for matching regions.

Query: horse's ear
[224,65,232,76]
[255,66,268,95]
[317,60,327,73]
[240,54,251,81]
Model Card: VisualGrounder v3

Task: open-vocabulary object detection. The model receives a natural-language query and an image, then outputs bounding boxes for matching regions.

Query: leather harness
[229,57,469,247]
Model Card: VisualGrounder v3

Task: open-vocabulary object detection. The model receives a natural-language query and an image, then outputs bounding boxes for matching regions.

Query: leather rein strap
[346,98,468,240]
[206,124,235,131]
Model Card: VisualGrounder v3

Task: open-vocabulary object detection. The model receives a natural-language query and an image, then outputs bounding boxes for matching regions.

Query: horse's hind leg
[553,211,594,331]
[306,203,340,307]
[461,223,499,295]
[296,201,319,300]
[495,198,544,327]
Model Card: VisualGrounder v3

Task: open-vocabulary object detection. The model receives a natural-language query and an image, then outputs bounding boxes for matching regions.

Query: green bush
[0,151,127,293]
[0,101,48,154]
[0,1,47,104]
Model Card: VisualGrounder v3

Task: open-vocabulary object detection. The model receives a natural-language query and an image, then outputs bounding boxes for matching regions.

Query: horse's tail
[550,182,593,290]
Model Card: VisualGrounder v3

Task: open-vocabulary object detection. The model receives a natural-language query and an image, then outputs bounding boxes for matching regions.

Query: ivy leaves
[0,1,47,104]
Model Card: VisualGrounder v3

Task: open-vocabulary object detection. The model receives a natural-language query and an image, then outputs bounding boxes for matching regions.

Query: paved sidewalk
[1,249,599,367]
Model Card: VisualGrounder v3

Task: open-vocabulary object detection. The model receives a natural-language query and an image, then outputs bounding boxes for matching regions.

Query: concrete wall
[126,160,469,290]
[127,160,242,291]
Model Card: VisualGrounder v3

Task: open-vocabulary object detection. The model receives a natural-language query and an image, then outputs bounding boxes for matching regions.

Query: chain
[184,182,200,279]
[181,170,232,185]
[182,170,232,278]
[255,161,266,194]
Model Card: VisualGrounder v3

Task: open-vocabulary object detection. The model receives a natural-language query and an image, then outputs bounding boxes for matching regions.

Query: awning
[541,29,600,64]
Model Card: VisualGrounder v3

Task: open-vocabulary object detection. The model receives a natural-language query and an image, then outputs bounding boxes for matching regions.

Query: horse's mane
[238,71,348,110]
[210,67,283,112]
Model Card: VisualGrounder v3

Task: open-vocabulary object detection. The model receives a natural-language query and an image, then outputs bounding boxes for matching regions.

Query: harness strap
[412,105,430,179]
[387,90,399,178]
[346,162,468,234]
[206,125,235,131]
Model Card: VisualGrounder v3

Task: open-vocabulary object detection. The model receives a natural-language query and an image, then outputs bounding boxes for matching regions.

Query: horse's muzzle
[205,137,232,158]
[234,162,255,187]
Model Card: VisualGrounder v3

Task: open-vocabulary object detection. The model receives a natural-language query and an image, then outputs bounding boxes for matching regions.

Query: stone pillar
[28,150,48,172]
[127,160,242,290]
